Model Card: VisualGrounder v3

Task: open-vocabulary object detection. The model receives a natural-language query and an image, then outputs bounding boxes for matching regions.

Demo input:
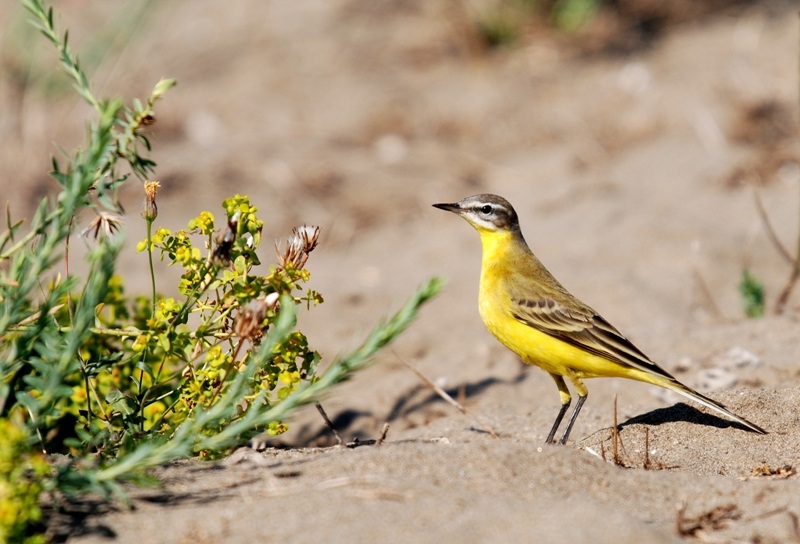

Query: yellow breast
[475,228,630,379]
[477,229,552,362]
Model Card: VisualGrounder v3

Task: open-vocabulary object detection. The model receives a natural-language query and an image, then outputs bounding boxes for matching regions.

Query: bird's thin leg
[558,375,589,445]
[545,374,571,444]
[558,394,587,445]
[546,402,570,444]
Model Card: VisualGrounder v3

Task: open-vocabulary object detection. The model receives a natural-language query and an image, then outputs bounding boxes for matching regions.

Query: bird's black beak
[433,202,461,213]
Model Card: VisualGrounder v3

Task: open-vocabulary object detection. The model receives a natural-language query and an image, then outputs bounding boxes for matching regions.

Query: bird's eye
[480,204,493,215]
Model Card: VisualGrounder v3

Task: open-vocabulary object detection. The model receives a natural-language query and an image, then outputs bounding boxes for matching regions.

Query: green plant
[549,0,601,33]
[471,0,603,49]
[739,269,765,318]
[1,0,442,538]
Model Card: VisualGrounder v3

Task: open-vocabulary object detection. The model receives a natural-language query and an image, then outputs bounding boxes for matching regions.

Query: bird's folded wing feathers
[511,296,674,380]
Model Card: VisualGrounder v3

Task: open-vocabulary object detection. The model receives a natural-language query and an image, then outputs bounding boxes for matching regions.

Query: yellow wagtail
[433,194,766,444]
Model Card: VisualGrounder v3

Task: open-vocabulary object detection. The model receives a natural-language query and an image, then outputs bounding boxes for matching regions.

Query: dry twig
[753,187,800,314]
[611,395,626,466]
[676,503,742,538]
[753,188,794,265]
[376,423,390,446]
[691,268,725,320]
[394,354,499,439]
[750,464,797,479]
[315,402,343,446]
[313,402,390,449]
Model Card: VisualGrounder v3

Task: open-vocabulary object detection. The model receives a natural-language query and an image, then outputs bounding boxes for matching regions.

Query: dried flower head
[233,292,280,339]
[81,211,124,240]
[142,180,161,221]
[276,225,320,269]
[294,225,320,254]
[276,236,306,270]
[212,212,239,266]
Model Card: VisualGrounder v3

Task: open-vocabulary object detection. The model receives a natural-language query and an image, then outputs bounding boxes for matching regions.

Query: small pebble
[715,346,760,369]
[695,367,737,392]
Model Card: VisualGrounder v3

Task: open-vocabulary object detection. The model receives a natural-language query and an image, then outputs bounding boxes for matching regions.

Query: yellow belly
[474,228,661,384]
[478,272,642,382]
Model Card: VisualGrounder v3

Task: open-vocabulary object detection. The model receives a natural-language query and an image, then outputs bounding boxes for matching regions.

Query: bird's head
[433,194,520,234]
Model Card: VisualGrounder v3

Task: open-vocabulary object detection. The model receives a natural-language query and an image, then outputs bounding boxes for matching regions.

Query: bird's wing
[510,296,675,380]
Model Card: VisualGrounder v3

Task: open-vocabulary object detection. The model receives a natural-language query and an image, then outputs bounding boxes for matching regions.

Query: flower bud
[142,180,160,222]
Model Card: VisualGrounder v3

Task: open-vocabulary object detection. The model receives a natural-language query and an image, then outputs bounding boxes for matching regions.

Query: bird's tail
[665,380,766,434]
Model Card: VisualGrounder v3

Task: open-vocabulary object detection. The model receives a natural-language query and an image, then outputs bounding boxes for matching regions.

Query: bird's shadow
[618,402,757,434]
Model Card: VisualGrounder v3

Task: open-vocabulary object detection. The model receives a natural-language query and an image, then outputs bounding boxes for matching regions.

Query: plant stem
[136,218,158,430]
[146,219,157,315]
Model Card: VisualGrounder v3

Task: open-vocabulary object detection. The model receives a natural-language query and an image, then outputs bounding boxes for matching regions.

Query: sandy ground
[3,0,800,542]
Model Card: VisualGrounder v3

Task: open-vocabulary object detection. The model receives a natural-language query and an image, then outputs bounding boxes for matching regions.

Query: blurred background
[1,1,799,435]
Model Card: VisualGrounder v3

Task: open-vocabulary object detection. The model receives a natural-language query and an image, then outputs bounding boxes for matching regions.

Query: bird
[433,193,766,445]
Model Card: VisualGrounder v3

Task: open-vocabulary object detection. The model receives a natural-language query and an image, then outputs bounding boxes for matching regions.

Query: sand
[2,1,800,542]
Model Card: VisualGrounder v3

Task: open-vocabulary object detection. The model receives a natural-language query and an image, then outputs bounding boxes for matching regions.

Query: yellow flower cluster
[0,419,48,544]
[188,211,215,236]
